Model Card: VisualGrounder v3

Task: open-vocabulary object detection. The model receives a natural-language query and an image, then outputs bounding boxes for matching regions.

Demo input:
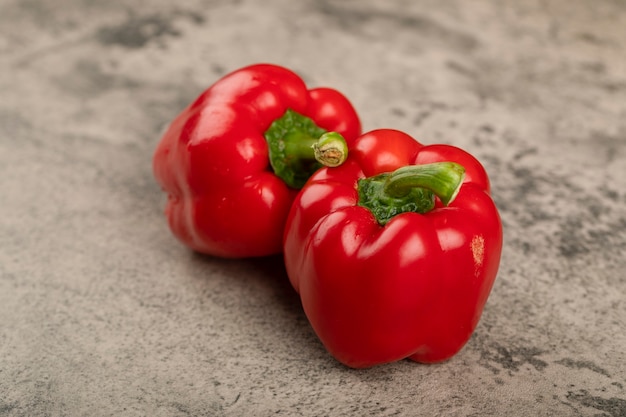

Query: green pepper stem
[265,109,348,189]
[357,161,465,225]
[384,162,466,206]
[283,132,348,167]
[313,132,349,167]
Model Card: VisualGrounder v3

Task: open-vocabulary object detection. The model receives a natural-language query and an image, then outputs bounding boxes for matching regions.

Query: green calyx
[357,162,466,225]
[265,109,348,189]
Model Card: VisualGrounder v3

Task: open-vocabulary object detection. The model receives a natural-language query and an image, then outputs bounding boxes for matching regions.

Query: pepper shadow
[186,251,312,335]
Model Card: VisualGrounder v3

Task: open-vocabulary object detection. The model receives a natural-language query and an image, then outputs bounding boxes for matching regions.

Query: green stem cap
[265,109,348,189]
[358,162,466,225]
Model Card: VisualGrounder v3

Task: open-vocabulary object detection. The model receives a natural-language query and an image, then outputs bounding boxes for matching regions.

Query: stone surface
[1,0,625,416]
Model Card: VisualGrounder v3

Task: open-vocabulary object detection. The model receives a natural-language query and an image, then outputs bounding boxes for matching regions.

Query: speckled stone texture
[1,0,625,416]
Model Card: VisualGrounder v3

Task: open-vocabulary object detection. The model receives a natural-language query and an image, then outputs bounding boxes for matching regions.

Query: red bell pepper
[153,64,361,257]
[283,129,503,368]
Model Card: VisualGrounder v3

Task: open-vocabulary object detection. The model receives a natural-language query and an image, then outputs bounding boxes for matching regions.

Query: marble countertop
[1,0,624,415]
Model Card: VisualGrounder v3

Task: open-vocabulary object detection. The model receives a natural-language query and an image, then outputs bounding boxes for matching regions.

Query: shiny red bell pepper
[283,129,503,368]
[153,64,361,257]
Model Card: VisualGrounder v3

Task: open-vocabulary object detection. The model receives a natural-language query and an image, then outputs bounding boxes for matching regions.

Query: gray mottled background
[1,0,625,416]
